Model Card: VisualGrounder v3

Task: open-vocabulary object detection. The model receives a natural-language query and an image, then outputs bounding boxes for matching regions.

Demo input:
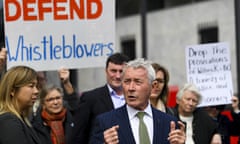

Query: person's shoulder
[194,108,215,121]
[0,112,22,126]
[166,107,177,116]
[194,108,210,116]
[97,105,125,118]
[0,112,18,120]
[82,85,107,95]
[31,108,44,125]
[152,107,177,121]
[80,85,108,99]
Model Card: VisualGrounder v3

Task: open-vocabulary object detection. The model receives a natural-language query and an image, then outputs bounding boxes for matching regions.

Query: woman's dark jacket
[0,112,41,144]
[168,106,218,144]
[31,92,79,144]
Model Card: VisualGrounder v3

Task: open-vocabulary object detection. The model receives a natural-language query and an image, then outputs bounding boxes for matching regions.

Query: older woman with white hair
[168,83,221,144]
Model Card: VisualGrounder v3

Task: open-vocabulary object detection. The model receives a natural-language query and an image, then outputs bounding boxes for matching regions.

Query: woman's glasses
[45,96,62,103]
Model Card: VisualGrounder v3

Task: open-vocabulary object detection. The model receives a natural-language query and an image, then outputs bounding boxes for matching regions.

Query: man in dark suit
[90,58,185,144]
[72,53,130,144]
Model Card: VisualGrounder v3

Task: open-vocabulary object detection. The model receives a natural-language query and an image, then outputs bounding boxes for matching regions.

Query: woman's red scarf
[41,108,67,144]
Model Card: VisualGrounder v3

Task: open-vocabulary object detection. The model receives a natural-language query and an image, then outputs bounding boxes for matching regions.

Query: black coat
[229,110,240,136]
[31,108,74,144]
[168,106,218,144]
[0,112,41,144]
[229,110,240,144]
[212,113,231,144]
[72,84,114,144]
[90,105,178,144]
[31,92,79,144]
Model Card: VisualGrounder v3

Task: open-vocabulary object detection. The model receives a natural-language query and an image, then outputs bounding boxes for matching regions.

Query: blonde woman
[0,66,41,144]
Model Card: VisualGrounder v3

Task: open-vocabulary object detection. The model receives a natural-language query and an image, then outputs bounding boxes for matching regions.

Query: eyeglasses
[154,78,165,84]
[45,96,62,103]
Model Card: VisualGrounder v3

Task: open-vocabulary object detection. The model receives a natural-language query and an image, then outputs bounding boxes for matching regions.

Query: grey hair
[122,58,156,84]
[176,83,202,103]
[39,84,64,105]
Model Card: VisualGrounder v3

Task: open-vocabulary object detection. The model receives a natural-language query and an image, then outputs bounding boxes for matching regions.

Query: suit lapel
[116,106,136,144]
[99,85,114,110]
[152,108,165,144]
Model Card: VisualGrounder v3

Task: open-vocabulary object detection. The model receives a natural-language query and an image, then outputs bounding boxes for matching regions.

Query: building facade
[0,0,237,93]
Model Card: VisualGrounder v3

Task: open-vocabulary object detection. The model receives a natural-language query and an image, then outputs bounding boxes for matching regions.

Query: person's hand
[58,67,70,84]
[168,121,186,144]
[104,125,119,144]
[58,67,74,94]
[0,48,7,72]
[210,133,222,144]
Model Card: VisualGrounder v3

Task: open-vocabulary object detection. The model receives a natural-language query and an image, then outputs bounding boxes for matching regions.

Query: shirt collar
[107,84,113,93]
[127,102,153,120]
[107,84,124,99]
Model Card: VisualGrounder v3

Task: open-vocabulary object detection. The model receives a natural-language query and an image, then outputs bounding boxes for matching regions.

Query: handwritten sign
[3,0,115,71]
[185,42,233,107]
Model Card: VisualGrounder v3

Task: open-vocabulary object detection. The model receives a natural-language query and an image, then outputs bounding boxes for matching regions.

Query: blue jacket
[90,105,178,144]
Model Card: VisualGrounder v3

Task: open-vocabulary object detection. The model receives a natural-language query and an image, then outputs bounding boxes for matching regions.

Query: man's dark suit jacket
[73,84,115,144]
[90,105,178,144]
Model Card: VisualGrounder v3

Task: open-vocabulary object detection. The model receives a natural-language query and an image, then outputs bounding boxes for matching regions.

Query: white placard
[3,0,115,71]
[185,42,233,107]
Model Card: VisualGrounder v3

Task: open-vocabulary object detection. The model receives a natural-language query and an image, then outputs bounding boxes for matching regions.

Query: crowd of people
[0,47,239,144]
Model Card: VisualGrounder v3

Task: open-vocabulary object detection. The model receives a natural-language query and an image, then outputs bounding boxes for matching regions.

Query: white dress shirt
[127,103,153,144]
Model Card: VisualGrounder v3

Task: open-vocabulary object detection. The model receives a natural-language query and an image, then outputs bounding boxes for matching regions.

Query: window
[147,0,164,12]
[121,38,136,60]
[198,26,218,44]
[116,0,140,18]
[116,0,213,18]
[116,0,164,18]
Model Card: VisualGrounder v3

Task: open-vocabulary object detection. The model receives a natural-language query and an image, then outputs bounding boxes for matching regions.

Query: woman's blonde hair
[0,65,37,126]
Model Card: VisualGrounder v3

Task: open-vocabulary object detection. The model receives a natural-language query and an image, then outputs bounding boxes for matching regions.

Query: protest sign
[185,42,233,107]
[3,0,115,71]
